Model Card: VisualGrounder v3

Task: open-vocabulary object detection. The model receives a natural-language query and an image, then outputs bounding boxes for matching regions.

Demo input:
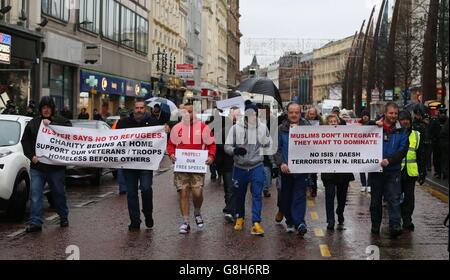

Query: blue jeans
[223,171,236,215]
[30,168,68,226]
[280,173,308,227]
[117,169,127,193]
[370,171,402,229]
[324,182,349,224]
[233,165,265,224]
[263,166,272,191]
[123,170,153,225]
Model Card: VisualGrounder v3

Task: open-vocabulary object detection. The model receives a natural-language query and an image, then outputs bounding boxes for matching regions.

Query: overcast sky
[240,0,381,69]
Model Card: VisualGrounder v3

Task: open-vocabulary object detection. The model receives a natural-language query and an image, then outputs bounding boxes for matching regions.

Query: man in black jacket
[116,98,162,231]
[21,96,72,233]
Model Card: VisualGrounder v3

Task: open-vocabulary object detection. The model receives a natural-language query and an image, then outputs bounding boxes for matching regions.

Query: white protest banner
[288,125,383,173]
[174,149,208,174]
[36,123,167,170]
[216,96,245,115]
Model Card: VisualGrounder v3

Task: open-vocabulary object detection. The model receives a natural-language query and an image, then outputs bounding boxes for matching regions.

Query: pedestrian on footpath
[274,102,310,236]
[168,103,216,234]
[116,98,163,231]
[322,114,355,231]
[429,105,448,179]
[371,102,409,238]
[398,110,426,232]
[22,96,72,233]
[224,101,272,236]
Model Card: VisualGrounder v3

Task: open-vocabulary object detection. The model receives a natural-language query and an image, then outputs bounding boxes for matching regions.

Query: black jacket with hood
[21,97,72,172]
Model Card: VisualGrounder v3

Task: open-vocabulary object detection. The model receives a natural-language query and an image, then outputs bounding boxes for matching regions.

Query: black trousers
[401,170,417,225]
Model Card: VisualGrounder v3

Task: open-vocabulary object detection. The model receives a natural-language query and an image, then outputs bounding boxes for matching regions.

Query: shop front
[42,61,75,115]
[80,70,152,118]
[0,24,42,114]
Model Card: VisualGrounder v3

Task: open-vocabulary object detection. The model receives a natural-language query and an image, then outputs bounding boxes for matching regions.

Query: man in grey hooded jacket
[224,101,272,236]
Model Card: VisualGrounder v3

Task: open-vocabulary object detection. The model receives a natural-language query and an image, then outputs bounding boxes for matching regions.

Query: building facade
[240,55,260,81]
[150,0,186,104]
[0,0,42,114]
[313,35,353,103]
[184,0,203,94]
[266,61,279,89]
[226,0,241,90]
[2,0,152,118]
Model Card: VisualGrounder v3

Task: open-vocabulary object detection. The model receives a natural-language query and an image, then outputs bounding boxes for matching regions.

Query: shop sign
[176,64,194,78]
[81,70,125,96]
[0,33,12,65]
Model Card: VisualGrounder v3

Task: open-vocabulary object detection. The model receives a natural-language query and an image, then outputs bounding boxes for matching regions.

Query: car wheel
[91,169,102,186]
[6,175,29,222]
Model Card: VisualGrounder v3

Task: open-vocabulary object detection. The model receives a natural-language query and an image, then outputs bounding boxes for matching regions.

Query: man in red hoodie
[167,103,216,234]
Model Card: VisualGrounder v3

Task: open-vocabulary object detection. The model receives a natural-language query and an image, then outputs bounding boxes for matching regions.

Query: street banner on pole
[288,125,383,173]
[174,149,208,174]
[36,123,167,170]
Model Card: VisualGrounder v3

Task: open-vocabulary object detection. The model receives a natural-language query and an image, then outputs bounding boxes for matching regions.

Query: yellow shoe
[275,212,284,224]
[234,218,245,231]
[251,223,265,236]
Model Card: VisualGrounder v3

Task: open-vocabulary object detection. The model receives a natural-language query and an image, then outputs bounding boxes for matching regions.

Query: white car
[0,115,32,221]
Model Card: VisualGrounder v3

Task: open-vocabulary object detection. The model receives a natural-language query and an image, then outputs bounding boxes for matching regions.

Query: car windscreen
[0,120,21,146]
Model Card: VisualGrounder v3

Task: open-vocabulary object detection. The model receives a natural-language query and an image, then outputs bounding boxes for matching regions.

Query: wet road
[0,169,448,260]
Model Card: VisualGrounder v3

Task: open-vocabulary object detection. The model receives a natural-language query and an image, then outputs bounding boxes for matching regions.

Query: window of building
[43,62,73,112]
[136,15,149,53]
[79,0,100,33]
[102,0,120,41]
[41,0,69,22]
[120,6,135,48]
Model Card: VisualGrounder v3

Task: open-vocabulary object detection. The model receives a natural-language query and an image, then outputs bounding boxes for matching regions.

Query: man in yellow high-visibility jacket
[399,110,427,232]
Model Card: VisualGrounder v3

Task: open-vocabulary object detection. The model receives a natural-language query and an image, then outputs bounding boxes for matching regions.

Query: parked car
[0,115,32,221]
[66,120,113,185]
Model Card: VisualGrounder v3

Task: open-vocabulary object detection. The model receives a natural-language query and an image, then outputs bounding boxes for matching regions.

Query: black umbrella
[234,78,283,107]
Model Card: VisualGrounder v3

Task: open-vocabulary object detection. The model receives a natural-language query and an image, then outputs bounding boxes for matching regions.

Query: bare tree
[421,0,440,102]
[438,0,449,103]
[367,0,388,114]
[384,0,402,90]
[394,0,424,96]
[355,7,375,115]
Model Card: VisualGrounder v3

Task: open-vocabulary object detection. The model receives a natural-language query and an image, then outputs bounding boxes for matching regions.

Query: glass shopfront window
[43,62,73,113]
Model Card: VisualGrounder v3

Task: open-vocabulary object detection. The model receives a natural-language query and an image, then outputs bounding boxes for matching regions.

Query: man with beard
[116,98,166,231]
[371,103,409,238]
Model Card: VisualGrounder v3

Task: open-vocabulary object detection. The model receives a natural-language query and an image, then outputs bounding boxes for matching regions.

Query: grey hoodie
[224,119,272,169]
